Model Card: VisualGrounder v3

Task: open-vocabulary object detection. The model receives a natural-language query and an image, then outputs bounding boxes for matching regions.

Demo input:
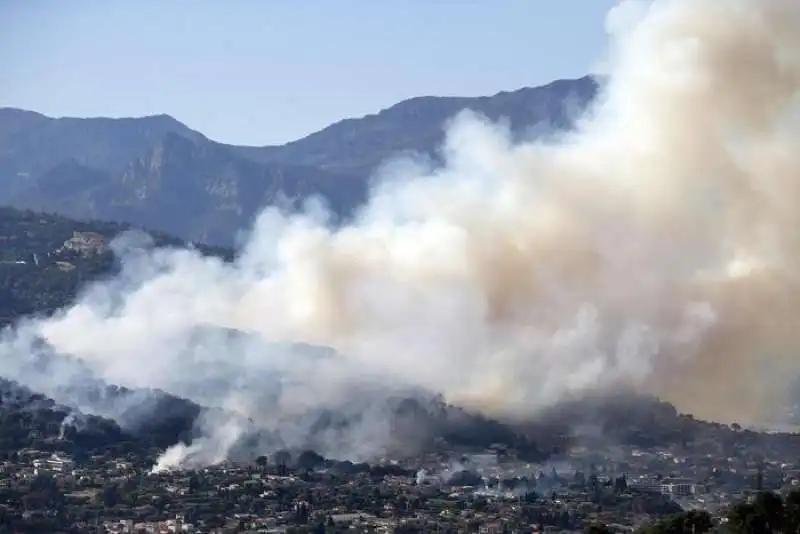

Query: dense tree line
[612,489,800,534]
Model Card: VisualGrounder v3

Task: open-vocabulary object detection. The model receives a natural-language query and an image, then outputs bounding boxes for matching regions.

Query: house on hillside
[60,231,109,256]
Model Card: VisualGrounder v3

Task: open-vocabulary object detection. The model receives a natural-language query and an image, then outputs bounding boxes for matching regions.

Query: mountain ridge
[0,76,599,246]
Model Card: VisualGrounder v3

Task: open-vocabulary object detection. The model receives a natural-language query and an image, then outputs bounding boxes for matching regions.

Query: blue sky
[1,1,615,145]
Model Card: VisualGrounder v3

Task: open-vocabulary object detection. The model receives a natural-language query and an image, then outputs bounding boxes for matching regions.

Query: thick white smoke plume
[4,0,800,469]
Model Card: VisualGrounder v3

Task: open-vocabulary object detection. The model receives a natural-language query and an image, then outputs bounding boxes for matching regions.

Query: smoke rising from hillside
[5,0,800,468]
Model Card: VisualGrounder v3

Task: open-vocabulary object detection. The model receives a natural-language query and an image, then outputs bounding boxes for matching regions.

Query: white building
[32,453,74,473]
[660,478,699,497]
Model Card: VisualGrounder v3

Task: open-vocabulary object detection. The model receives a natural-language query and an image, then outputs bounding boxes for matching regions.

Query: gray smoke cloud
[3,0,800,470]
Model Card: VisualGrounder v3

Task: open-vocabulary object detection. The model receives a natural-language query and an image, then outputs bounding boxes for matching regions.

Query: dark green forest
[623,489,800,534]
[0,206,231,325]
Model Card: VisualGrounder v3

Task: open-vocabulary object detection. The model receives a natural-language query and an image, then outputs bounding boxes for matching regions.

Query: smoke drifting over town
[3,0,800,469]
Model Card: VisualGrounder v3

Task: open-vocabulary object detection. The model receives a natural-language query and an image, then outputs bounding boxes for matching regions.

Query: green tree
[101,483,122,508]
[637,510,713,534]
[784,489,800,533]
[585,523,612,534]
[727,501,768,534]
[754,491,784,532]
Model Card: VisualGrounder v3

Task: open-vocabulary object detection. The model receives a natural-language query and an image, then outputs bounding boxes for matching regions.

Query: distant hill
[233,76,598,175]
[0,376,153,463]
[0,108,204,177]
[0,207,542,462]
[8,133,365,245]
[0,76,598,246]
[0,207,230,324]
[2,207,799,466]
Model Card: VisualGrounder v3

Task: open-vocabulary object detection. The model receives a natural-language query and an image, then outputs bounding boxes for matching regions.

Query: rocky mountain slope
[0,76,598,246]
[232,76,598,175]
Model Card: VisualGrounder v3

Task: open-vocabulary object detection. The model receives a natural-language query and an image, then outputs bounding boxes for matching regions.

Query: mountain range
[0,76,598,246]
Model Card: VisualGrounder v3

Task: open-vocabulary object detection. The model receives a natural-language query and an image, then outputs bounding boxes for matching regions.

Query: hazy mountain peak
[1,77,597,246]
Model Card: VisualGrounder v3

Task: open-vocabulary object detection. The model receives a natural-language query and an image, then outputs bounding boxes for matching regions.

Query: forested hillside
[0,207,230,325]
